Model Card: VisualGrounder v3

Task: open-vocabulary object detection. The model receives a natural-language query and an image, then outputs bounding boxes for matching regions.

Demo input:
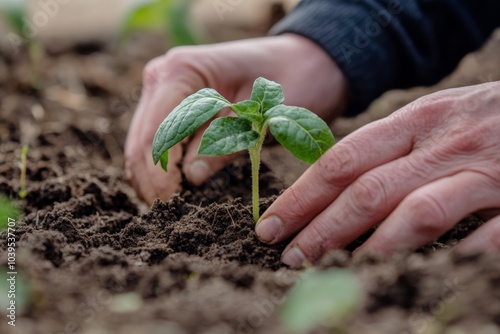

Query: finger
[357,171,500,255]
[279,157,499,267]
[182,109,240,186]
[146,145,183,204]
[256,115,413,244]
[455,215,500,253]
[125,67,202,204]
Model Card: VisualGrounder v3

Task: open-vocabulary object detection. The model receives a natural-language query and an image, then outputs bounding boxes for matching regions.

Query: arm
[272,0,500,115]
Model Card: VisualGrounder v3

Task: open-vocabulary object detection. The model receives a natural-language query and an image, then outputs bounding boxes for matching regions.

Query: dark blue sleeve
[271,0,500,116]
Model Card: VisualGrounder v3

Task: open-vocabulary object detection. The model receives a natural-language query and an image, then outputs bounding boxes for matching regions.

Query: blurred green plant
[0,0,43,88]
[0,268,31,315]
[281,269,361,334]
[0,195,21,229]
[121,0,198,47]
[0,0,26,37]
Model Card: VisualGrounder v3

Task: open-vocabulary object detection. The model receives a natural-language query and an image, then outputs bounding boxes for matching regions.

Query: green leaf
[231,100,262,122]
[0,194,20,229]
[199,117,259,156]
[152,88,231,170]
[251,77,284,113]
[0,0,28,37]
[281,269,361,333]
[158,151,169,171]
[265,105,335,164]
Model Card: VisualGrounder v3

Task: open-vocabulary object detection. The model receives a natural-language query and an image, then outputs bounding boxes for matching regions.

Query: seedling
[121,0,198,48]
[152,77,335,221]
[19,144,28,199]
[281,269,361,333]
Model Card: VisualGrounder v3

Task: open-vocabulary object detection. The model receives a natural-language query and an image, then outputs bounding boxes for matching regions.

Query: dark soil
[0,39,499,334]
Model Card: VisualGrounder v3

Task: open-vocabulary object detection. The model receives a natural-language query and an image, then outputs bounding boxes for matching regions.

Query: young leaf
[281,269,361,334]
[251,77,284,112]
[265,105,335,164]
[152,88,231,170]
[231,100,262,122]
[199,117,259,156]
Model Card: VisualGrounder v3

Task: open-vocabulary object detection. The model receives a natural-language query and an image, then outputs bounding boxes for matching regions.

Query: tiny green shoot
[0,195,21,229]
[19,144,28,199]
[121,0,198,48]
[152,77,335,222]
[281,269,361,334]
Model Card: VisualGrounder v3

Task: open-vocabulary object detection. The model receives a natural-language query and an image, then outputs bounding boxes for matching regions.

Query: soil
[0,38,499,334]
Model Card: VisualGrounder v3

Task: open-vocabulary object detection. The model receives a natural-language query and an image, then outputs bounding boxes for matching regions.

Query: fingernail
[188,160,211,185]
[256,216,283,243]
[282,246,306,268]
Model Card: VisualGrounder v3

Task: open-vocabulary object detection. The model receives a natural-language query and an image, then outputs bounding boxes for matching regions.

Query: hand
[256,82,500,267]
[125,34,347,204]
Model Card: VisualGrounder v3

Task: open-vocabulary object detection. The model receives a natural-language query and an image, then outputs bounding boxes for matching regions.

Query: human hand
[125,34,347,204]
[256,82,500,267]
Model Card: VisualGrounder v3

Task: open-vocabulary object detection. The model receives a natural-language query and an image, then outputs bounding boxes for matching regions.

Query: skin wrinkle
[406,189,451,237]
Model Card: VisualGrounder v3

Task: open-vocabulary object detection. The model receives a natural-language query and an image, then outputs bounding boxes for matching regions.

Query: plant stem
[249,147,260,222]
[29,42,44,89]
[248,125,267,222]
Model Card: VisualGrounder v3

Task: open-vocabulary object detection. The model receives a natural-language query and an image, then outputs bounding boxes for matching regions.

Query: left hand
[256,82,500,267]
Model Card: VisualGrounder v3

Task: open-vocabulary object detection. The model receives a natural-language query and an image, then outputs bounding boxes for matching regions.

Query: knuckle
[143,46,198,90]
[299,224,331,263]
[398,91,456,131]
[405,193,449,236]
[440,121,490,155]
[349,173,388,217]
[143,55,167,90]
[316,145,358,187]
[283,186,311,220]
[163,46,197,67]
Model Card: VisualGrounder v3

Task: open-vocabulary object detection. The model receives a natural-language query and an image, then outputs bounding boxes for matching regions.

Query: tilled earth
[0,41,499,334]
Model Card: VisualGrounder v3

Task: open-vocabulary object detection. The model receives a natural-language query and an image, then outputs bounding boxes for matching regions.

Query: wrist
[274,34,349,122]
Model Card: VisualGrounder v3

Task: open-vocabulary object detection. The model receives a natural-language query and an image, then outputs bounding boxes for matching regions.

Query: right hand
[125,34,348,205]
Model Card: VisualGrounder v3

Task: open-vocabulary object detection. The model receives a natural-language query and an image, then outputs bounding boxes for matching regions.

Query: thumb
[182,126,239,186]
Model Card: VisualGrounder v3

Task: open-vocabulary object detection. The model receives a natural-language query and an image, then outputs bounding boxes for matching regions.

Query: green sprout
[19,144,28,199]
[0,195,21,229]
[121,0,198,47]
[281,269,361,334]
[152,77,335,222]
[0,0,44,88]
